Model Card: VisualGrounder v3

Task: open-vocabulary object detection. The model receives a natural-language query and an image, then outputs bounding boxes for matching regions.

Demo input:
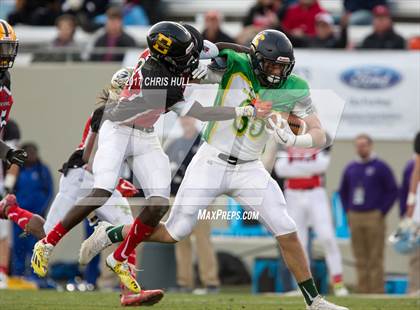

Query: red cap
[373,5,390,17]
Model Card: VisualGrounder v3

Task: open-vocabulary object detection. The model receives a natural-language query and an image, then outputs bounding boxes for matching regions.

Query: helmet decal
[251,32,265,48]
[153,33,173,55]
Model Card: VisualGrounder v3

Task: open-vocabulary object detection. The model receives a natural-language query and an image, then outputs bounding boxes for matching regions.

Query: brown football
[266,113,307,135]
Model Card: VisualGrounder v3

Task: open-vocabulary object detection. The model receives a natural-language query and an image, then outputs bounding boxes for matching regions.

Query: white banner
[294,50,420,140]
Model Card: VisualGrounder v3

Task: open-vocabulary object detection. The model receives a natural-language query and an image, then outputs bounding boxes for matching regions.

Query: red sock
[127,252,137,278]
[0,266,8,274]
[333,274,343,284]
[6,204,34,230]
[43,222,68,246]
[113,218,153,262]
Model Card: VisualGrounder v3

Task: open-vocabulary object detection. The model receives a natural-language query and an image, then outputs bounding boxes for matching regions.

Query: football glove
[265,117,296,146]
[6,149,27,168]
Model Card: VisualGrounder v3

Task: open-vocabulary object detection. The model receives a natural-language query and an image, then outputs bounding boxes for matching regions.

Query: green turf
[0,290,419,310]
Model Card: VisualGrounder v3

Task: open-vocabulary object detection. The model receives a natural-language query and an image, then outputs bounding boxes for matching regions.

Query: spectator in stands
[140,0,165,24]
[344,0,387,25]
[90,7,136,62]
[338,134,398,294]
[63,0,110,32]
[237,0,283,45]
[11,142,53,278]
[202,11,234,44]
[9,0,62,26]
[282,0,325,38]
[301,12,348,48]
[33,14,81,62]
[408,36,420,50]
[94,1,150,26]
[360,5,405,49]
[7,0,41,25]
[166,117,220,294]
[31,0,62,26]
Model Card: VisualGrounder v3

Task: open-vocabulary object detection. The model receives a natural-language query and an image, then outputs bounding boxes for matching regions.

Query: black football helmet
[147,21,198,74]
[250,30,295,87]
[182,23,203,59]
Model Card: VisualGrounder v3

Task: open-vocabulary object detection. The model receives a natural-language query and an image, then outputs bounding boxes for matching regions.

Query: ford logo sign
[341,66,401,89]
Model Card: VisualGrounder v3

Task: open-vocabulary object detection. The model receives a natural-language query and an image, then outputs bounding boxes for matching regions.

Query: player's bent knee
[90,188,113,198]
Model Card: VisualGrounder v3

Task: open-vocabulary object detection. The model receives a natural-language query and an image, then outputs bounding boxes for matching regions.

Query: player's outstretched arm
[215,42,250,54]
[185,101,272,122]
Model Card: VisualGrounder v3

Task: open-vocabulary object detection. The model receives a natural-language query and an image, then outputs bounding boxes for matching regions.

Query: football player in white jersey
[30,21,271,296]
[81,30,349,310]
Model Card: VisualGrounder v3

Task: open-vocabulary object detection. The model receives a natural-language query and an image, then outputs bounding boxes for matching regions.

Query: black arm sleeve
[3,120,20,142]
[90,106,105,133]
[0,139,10,160]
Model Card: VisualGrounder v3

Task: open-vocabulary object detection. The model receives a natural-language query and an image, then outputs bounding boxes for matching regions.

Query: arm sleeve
[90,106,105,133]
[199,56,227,84]
[170,98,196,117]
[0,139,11,160]
[3,120,21,142]
[291,96,315,119]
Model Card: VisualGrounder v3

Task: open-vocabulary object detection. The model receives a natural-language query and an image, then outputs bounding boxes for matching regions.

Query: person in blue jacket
[11,142,53,277]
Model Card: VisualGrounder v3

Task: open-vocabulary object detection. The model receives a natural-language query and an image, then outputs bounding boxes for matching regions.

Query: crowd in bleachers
[1,0,419,62]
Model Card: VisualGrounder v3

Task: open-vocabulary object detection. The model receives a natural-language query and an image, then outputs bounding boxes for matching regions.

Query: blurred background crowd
[0,0,419,62]
[0,0,419,298]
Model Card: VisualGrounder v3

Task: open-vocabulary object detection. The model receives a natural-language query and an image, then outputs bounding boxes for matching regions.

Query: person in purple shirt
[338,133,397,294]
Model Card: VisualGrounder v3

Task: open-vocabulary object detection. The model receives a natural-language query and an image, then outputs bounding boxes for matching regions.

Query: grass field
[0,290,419,310]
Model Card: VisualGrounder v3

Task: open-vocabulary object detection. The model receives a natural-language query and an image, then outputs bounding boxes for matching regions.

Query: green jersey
[202,49,313,160]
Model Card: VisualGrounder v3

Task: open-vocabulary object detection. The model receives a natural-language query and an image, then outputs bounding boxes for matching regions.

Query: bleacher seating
[15,22,420,50]
[9,0,420,56]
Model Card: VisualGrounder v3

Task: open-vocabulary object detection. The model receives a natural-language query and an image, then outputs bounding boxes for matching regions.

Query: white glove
[266,118,296,146]
[191,61,208,80]
[200,40,219,59]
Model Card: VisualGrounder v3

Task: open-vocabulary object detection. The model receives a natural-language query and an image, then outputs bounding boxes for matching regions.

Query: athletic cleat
[306,296,349,310]
[0,272,8,289]
[25,214,46,240]
[120,289,164,306]
[79,221,112,265]
[31,241,53,277]
[0,194,17,219]
[106,254,140,294]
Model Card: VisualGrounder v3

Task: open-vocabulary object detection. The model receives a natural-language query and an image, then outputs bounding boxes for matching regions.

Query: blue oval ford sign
[341,66,402,89]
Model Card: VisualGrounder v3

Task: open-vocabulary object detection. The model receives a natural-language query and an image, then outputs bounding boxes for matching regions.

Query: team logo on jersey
[153,33,173,55]
[341,66,402,89]
[252,33,265,48]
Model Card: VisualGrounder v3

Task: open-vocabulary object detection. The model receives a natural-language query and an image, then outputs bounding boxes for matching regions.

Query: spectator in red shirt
[282,0,324,38]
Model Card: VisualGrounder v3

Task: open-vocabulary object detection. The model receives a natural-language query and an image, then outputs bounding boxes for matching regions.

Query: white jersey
[201,49,313,161]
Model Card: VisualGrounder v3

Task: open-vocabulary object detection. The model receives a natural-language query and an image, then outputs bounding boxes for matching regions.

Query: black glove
[6,148,27,167]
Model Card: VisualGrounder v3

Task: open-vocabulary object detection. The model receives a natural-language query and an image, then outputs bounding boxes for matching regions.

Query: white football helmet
[111,67,134,89]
